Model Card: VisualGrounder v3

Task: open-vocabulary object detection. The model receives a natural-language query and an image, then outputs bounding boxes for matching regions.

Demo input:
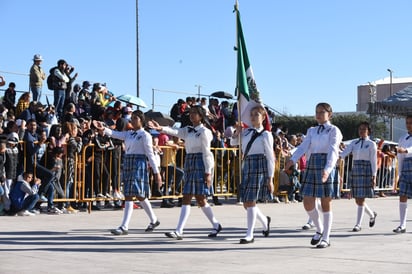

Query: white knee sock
[255,206,268,230]
[120,201,134,230]
[140,198,157,224]
[400,202,408,228]
[307,208,323,234]
[322,211,333,242]
[364,203,374,218]
[176,205,191,235]
[356,206,364,227]
[201,203,219,228]
[246,206,257,240]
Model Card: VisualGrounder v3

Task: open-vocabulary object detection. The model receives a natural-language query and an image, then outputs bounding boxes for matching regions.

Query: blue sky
[1,0,411,116]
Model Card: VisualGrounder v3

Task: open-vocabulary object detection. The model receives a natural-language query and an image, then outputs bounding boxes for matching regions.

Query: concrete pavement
[1,196,411,274]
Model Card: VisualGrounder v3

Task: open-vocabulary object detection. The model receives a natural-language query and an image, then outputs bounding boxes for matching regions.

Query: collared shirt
[340,136,377,175]
[161,124,214,174]
[231,126,275,178]
[291,121,343,174]
[104,128,159,174]
[397,132,412,174]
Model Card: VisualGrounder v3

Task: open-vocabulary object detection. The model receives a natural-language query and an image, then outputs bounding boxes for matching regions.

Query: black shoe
[352,225,361,232]
[393,226,406,233]
[165,231,183,240]
[262,216,271,237]
[208,224,222,237]
[310,232,322,245]
[213,197,222,206]
[145,220,160,232]
[91,205,100,211]
[239,238,254,244]
[316,240,330,248]
[369,212,377,228]
[160,201,175,208]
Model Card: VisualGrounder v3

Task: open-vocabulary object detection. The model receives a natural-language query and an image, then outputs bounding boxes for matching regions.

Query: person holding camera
[340,121,378,232]
[52,59,70,120]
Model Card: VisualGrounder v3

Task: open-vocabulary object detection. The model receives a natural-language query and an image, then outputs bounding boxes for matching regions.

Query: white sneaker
[18,210,35,216]
[113,191,122,200]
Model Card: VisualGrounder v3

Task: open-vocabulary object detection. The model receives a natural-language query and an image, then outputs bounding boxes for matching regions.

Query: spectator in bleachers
[9,172,39,216]
[0,75,5,87]
[15,92,31,118]
[52,59,70,120]
[62,122,82,213]
[29,54,46,101]
[3,82,16,114]
[149,105,222,240]
[3,134,19,213]
[23,119,60,214]
[340,122,378,232]
[231,105,273,244]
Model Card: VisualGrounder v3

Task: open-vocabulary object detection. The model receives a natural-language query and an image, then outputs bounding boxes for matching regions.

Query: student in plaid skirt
[232,105,274,244]
[285,103,342,248]
[393,115,412,233]
[340,122,378,232]
[94,110,162,235]
[149,105,222,240]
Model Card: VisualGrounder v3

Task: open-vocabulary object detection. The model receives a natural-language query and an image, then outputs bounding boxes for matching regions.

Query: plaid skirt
[399,157,412,197]
[240,154,271,202]
[122,154,150,198]
[183,153,211,196]
[301,153,334,198]
[350,160,374,198]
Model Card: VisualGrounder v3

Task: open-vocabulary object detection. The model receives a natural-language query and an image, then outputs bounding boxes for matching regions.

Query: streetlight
[387,68,393,140]
[195,84,202,99]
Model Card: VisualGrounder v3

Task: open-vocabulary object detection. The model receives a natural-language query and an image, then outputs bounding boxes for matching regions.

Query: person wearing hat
[52,59,70,120]
[29,54,46,101]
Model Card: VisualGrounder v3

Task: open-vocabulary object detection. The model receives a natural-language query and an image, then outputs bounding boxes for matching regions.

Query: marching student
[393,114,412,233]
[94,110,161,235]
[285,102,343,248]
[148,105,222,240]
[340,122,378,232]
[231,105,273,244]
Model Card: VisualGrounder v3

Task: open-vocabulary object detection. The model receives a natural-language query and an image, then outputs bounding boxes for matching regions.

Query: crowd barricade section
[19,141,400,213]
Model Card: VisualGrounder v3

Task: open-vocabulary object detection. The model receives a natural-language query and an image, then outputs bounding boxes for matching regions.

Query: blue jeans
[53,89,65,119]
[22,194,40,211]
[162,165,184,194]
[31,86,42,102]
[0,184,4,196]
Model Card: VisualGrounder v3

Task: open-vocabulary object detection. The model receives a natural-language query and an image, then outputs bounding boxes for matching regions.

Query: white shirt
[290,121,343,174]
[161,124,214,174]
[104,128,159,174]
[397,133,412,174]
[340,136,377,176]
[231,126,275,178]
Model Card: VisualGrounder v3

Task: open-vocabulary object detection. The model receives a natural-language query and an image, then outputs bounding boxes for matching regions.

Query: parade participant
[285,102,342,248]
[231,105,273,244]
[393,114,412,233]
[93,110,161,235]
[340,122,378,232]
[148,105,222,240]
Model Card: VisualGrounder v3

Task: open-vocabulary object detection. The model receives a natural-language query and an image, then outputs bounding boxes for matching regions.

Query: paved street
[1,196,411,274]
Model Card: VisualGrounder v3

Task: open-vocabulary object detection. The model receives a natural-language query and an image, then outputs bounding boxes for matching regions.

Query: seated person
[9,172,40,216]
[278,165,301,202]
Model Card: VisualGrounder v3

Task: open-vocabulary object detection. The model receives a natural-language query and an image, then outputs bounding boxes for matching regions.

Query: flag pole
[234,0,244,196]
